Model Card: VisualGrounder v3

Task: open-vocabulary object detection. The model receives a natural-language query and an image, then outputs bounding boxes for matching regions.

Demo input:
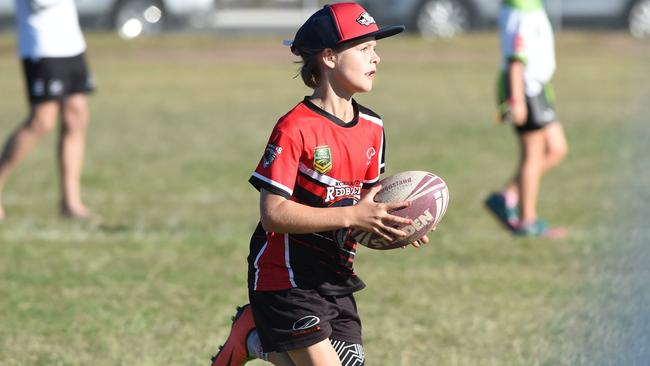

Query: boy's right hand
[350,185,413,242]
[510,99,528,126]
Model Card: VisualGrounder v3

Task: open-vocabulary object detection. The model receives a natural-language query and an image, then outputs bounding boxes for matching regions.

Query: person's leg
[501,128,536,207]
[234,289,361,366]
[485,138,524,229]
[211,304,297,366]
[0,101,60,219]
[504,120,564,207]
[267,352,296,366]
[286,339,342,366]
[517,129,546,224]
[541,122,568,174]
[502,179,519,205]
[501,139,524,211]
[514,126,568,238]
[58,93,91,218]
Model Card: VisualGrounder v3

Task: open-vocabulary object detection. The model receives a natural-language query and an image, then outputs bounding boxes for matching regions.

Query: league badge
[314,145,332,174]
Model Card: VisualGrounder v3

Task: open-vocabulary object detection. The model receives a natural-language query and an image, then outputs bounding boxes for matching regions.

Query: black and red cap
[288,2,405,56]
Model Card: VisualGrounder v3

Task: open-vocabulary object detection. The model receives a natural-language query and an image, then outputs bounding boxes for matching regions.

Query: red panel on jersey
[252,232,296,291]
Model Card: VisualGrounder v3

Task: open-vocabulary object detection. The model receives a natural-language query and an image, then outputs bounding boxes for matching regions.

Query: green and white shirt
[499,0,555,96]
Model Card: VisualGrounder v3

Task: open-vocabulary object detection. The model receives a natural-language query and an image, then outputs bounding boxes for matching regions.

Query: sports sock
[502,190,518,208]
[245,330,268,361]
[519,219,536,227]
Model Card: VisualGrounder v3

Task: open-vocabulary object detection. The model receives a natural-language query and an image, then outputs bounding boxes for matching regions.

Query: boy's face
[330,38,380,94]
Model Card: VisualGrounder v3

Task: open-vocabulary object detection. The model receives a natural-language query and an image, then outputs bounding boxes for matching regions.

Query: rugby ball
[352,171,449,250]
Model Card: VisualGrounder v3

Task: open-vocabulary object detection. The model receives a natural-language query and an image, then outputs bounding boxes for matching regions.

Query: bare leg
[506,122,567,198]
[287,339,342,366]
[502,176,520,208]
[0,101,60,220]
[499,130,527,205]
[517,129,546,223]
[541,122,568,174]
[267,352,297,366]
[58,93,91,219]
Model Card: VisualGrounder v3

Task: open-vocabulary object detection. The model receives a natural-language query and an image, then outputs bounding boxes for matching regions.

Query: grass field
[0,31,649,365]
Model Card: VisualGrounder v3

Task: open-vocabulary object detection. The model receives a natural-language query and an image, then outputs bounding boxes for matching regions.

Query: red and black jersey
[248,97,386,296]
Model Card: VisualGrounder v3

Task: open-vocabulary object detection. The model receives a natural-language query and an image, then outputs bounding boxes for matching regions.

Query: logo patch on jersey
[366,147,376,166]
[366,147,376,160]
[263,144,282,168]
[313,146,332,174]
[325,184,362,203]
[356,12,376,26]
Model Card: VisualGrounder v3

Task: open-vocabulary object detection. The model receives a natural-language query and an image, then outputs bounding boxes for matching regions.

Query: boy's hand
[351,184,412,242]
[401,225,436,249]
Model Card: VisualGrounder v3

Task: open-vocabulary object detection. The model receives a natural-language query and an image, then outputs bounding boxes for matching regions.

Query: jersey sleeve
[249,125,302,199]
[363,128,386,188]
[501,9,528,64]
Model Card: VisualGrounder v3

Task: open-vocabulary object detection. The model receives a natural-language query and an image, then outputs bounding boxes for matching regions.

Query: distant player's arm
[508,60,528,125]
[29,0,64,12]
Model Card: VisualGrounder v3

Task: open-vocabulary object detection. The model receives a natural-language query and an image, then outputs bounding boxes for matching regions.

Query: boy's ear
[321,48,337,69]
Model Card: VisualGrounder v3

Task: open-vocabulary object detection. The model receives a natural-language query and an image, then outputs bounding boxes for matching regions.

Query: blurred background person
[485,0,568,238]
[0,0,95,221]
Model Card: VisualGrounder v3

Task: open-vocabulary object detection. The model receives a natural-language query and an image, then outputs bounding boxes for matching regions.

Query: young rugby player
[211,3,427,365]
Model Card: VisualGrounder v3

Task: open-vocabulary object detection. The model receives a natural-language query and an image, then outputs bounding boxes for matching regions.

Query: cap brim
[338,25,405,47]
[288,25,406,56]
[373,25,406,40]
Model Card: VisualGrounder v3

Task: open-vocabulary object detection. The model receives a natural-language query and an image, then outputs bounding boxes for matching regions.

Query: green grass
[0,31,649,365]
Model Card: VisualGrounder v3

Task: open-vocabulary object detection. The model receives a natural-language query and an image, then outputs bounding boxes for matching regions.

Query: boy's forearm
[260,190,352,234]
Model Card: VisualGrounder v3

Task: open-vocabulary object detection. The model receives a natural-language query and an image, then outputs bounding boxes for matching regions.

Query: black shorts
[249,288,362,353]
[22,53,95,105]
[497,73,559,133]
[515,87,559,133]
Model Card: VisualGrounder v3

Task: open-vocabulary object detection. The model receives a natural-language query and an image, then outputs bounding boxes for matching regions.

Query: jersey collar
[303,97,359,128]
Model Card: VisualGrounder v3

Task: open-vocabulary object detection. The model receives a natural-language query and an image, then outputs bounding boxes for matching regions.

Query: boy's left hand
[402,226,436,249]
